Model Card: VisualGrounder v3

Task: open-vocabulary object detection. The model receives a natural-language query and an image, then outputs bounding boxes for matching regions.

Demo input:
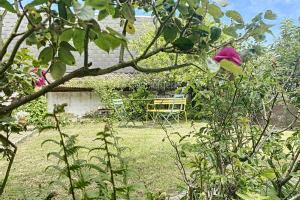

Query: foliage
[273,20,300,107]
[42,105,131,199]
[126,85,155,120]
[16,96,48,126]
[165,21,300,200]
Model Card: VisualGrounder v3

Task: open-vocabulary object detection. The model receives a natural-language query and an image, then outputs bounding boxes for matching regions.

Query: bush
[126,85,155,120]
[16,96,48,127]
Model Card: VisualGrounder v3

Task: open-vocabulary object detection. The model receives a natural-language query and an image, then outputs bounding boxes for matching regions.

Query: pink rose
[32,67,47,87]
[213,47,242,66]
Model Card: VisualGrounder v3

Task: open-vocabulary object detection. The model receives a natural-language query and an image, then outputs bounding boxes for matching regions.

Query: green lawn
[0,122,199,199]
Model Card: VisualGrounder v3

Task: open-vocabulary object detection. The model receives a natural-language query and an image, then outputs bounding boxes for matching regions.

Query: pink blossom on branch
[213,47,242,66]
[32,68,47,87]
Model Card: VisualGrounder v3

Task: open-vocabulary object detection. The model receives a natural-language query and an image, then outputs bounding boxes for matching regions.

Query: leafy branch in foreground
[42,105,131,199]
[89,120,131,200]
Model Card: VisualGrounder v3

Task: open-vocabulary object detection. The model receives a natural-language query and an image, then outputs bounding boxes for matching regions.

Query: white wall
[46,91,104,117]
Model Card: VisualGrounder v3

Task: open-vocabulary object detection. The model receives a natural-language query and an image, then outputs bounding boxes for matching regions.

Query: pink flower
[32,67,47,87]
[213,47,242,66]
[35,77,46,87]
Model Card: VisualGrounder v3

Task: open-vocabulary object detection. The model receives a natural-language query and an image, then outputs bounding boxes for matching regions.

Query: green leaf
[94,37,111,53]
[264,10,277,20]
[207,4,223,18]
[163,25,178,43]
[60,29,73,42]
[223,26,238,38]
[38,47,53,64]
[58,47,75,65]
[214,0,229,7]
[26,0,47,7]
[178,4,189,16]
[252,12,263,22]
[121,3,135,23]
[252,23,273,35]
[106,35,123,50]
[73,28,85,53]
[86,0,108,9]
[0,0,16,13]
[47,152,64,160]
[98,9,109,21]
[290,172,300,177]
[226,10,243,23]
[173,37,194,51]
[106,27,127,40]
[41,139,60,147]
[193,25,210,37]
[73,1,94,21]
[58,1,68,20]
[94,32,123,53]
[260,169,276,179]
[210,26,221,42]
[60,41,76,51]
[50,60,66,80]
[196,7,206,16]
[220,59,243,75]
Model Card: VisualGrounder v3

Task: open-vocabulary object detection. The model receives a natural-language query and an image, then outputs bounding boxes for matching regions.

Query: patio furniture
[173,94,185,98]
[146,98,187,126]
[112,99,135,127]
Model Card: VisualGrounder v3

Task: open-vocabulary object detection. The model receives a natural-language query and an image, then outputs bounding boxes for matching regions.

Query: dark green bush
[17,96,48,127]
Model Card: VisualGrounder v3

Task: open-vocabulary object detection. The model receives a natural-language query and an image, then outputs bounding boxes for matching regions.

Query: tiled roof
[1,12,154,73]
[49,86,94,92]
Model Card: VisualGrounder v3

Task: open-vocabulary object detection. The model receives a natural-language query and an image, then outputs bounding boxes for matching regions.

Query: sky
[224,0,300,40]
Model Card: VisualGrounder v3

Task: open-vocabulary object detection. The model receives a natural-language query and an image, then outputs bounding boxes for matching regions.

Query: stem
[141,0,180,57]
[0,134,17,196]
[84,25,91,68]
[0,13,24,61]
[53,112,76,200]
[103,135,116,200]
[119,20,128,63]
[250,92,279,157]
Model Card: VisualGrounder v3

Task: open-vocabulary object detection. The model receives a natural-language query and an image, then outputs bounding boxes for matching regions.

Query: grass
[0,121,199,199]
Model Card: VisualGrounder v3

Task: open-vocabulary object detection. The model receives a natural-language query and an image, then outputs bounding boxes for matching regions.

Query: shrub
[16,96,48,127]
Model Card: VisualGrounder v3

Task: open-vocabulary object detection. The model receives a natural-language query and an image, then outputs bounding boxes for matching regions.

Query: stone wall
[46,91,103,117]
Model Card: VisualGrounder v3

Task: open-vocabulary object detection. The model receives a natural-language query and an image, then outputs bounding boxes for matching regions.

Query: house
[1,11,155,116]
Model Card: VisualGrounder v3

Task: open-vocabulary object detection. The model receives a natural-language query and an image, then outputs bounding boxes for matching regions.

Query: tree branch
[249,92,279,157]
[0,19,49,74]
[0,134,17,195]
[119,20,128,63]
[132,63,193,73]
[0,46,175,115]
[141,0,180,57]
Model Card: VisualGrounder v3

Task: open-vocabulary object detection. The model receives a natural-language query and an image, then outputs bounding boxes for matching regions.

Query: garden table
[146,98,187,126]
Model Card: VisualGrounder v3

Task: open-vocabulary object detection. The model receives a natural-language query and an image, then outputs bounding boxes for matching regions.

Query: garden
[0,0,299,200]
